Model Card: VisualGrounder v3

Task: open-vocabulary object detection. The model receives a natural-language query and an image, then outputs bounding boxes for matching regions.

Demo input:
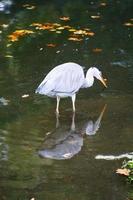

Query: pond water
[0,0,133,199]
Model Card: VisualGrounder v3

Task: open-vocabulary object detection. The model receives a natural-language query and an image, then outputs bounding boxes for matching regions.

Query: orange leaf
[92,48,103,53]
[8,29,34,42]
[46,43,56,47]
[84,31,95,36]
[116,168,130,176]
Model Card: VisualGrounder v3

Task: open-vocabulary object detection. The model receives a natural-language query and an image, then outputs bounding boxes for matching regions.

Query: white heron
[35,62,107,113]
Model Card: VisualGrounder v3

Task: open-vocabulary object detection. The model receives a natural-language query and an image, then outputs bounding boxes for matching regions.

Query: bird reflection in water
[38,105,107,160]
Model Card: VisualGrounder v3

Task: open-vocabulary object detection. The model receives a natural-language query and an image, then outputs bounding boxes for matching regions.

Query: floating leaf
[73,30,86,35]
[56,31,62,34]
[5,55,13,58]
[68,37,83,41]
[22,94,30,98]
[23,4,36,10]
[100,2,107,6]
[56,50,60,53]
[59,16,70,21]
[116,168,130,176]
[8,29,34,42]
[91,15,101,19]
[46,43,56,47]
[49,29,56,32]
[53,23,61,27]
[92,48,103,53]
[124,22,133,27]
[69,28,77,32]
[1,24,9,28]
[63,25,71,29]
[56,26,65,30]
[6,43,12,47]
[30,23,42,27]
[84,31,95,36]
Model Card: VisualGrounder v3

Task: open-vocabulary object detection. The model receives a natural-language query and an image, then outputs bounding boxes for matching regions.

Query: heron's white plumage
[36,62,85,97]
[36,62,107,113]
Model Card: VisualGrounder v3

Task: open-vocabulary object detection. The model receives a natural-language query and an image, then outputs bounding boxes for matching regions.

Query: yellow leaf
[53,23,61,27]
[69,28,77,32]
[73,30,86,35]
[30,23,42,27]
[63,25,71,29]
[68,37,83,41]
[56,31,62,34]
[8,29,34,42]
[56,27,65,30]
[49,29,56,32]
[5,55,13,58]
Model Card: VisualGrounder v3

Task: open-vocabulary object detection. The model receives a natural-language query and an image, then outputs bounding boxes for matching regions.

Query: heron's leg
[71,94,76,112]
[55,111,60,128]
[56,96,60,114]
[71,112,75,131]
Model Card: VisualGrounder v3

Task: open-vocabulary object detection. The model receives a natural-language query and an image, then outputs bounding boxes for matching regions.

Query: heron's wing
[52,64,84,93]
[36,63,85,94]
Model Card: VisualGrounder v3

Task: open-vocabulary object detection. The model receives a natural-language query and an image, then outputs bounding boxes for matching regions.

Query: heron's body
[36,62,107,113]
[36,63,89,97]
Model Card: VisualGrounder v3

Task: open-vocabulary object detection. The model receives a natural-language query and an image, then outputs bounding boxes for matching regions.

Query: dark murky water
[0,0,133,199]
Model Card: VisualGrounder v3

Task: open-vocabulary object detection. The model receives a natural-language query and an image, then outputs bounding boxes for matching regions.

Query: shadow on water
[38,104,106,160]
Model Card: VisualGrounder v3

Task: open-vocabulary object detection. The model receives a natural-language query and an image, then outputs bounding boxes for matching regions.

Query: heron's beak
[100,76,107,88]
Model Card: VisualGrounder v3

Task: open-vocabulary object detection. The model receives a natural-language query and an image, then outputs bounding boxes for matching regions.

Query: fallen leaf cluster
[8,22,95,43]
[8,29,34,42]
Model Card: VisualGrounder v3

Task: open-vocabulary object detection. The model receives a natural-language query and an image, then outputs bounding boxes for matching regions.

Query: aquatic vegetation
[116,160,133,183]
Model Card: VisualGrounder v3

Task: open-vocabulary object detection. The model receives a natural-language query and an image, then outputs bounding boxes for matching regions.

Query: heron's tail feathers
[35,80,54,95]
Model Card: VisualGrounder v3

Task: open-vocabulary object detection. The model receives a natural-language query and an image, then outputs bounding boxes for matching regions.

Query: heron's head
[90,67,107,88]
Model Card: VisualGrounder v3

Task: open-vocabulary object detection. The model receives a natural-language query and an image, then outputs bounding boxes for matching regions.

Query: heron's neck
[84,70,94,88]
